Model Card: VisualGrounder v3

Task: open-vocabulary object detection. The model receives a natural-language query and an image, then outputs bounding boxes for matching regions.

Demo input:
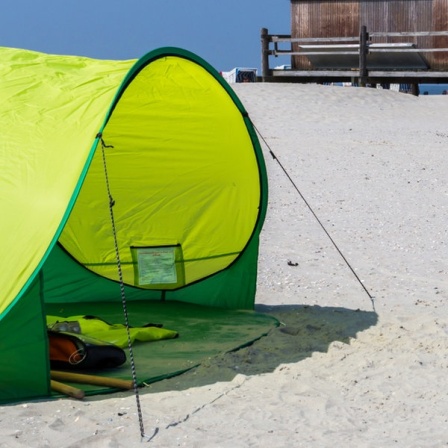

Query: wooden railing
[261,27,448,86]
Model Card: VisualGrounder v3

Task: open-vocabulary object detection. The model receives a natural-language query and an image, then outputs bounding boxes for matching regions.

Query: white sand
[1,84,447,447]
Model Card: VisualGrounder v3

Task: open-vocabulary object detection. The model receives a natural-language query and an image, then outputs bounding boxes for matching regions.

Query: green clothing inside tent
[46,314,179,348]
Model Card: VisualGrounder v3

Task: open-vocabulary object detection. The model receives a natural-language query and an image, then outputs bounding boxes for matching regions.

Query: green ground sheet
[45,300,279,397]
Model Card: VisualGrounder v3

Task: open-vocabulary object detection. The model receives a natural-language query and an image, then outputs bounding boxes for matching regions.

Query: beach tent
[0,46,270,403]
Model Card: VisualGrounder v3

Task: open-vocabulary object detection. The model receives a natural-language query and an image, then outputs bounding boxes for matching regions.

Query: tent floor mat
[45,300,279,397]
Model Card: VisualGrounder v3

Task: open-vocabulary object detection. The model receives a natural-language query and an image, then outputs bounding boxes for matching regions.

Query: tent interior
[0,47,276,403]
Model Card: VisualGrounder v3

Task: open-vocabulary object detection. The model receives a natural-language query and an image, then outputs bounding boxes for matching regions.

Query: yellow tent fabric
[60,55,260,288]
[0,47,263,314]
[0,47,134,314]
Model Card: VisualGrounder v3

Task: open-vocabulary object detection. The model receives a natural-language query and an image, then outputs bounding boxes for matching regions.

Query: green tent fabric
[0,46,271,403]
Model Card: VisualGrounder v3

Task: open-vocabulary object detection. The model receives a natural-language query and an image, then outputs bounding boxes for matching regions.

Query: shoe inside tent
[0,46,277,403]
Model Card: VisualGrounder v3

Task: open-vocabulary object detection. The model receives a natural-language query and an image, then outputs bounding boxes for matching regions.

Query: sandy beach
[1,83,447,447]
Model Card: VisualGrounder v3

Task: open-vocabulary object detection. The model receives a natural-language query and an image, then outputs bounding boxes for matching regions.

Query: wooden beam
[51,371,134,390]
[261,28,271,81]
[371,31,448,38]
[359,25,369,86]
[50,380,85,400]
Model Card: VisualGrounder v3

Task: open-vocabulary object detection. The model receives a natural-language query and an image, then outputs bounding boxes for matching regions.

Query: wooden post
[50,380,85,400]
[261,28,270,82]
[51,370,134,390]
[359,25,369,87]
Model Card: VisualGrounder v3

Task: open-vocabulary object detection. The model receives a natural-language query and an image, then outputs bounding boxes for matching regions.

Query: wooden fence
[261,27,448,88]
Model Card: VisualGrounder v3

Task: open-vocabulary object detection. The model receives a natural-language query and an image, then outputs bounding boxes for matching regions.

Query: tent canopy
[0,46,269,403]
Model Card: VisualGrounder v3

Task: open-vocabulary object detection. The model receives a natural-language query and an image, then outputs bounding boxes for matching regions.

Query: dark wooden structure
[261,0,448,87]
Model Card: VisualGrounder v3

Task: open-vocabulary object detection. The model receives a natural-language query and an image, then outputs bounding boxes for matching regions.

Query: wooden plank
[272,36,359,43]
[272,49,448,56]
[368,70,448,78]
[270,69,448,79]
[370,48,448,53]
[272,70,359,77]
[275,51,360,56]
[371,31,448,37]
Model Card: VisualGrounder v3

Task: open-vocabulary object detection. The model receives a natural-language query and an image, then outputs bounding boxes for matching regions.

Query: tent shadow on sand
[127,304,378,396]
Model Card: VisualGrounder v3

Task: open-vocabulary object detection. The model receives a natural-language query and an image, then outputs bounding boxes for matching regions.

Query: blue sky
[1,0,290,72]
